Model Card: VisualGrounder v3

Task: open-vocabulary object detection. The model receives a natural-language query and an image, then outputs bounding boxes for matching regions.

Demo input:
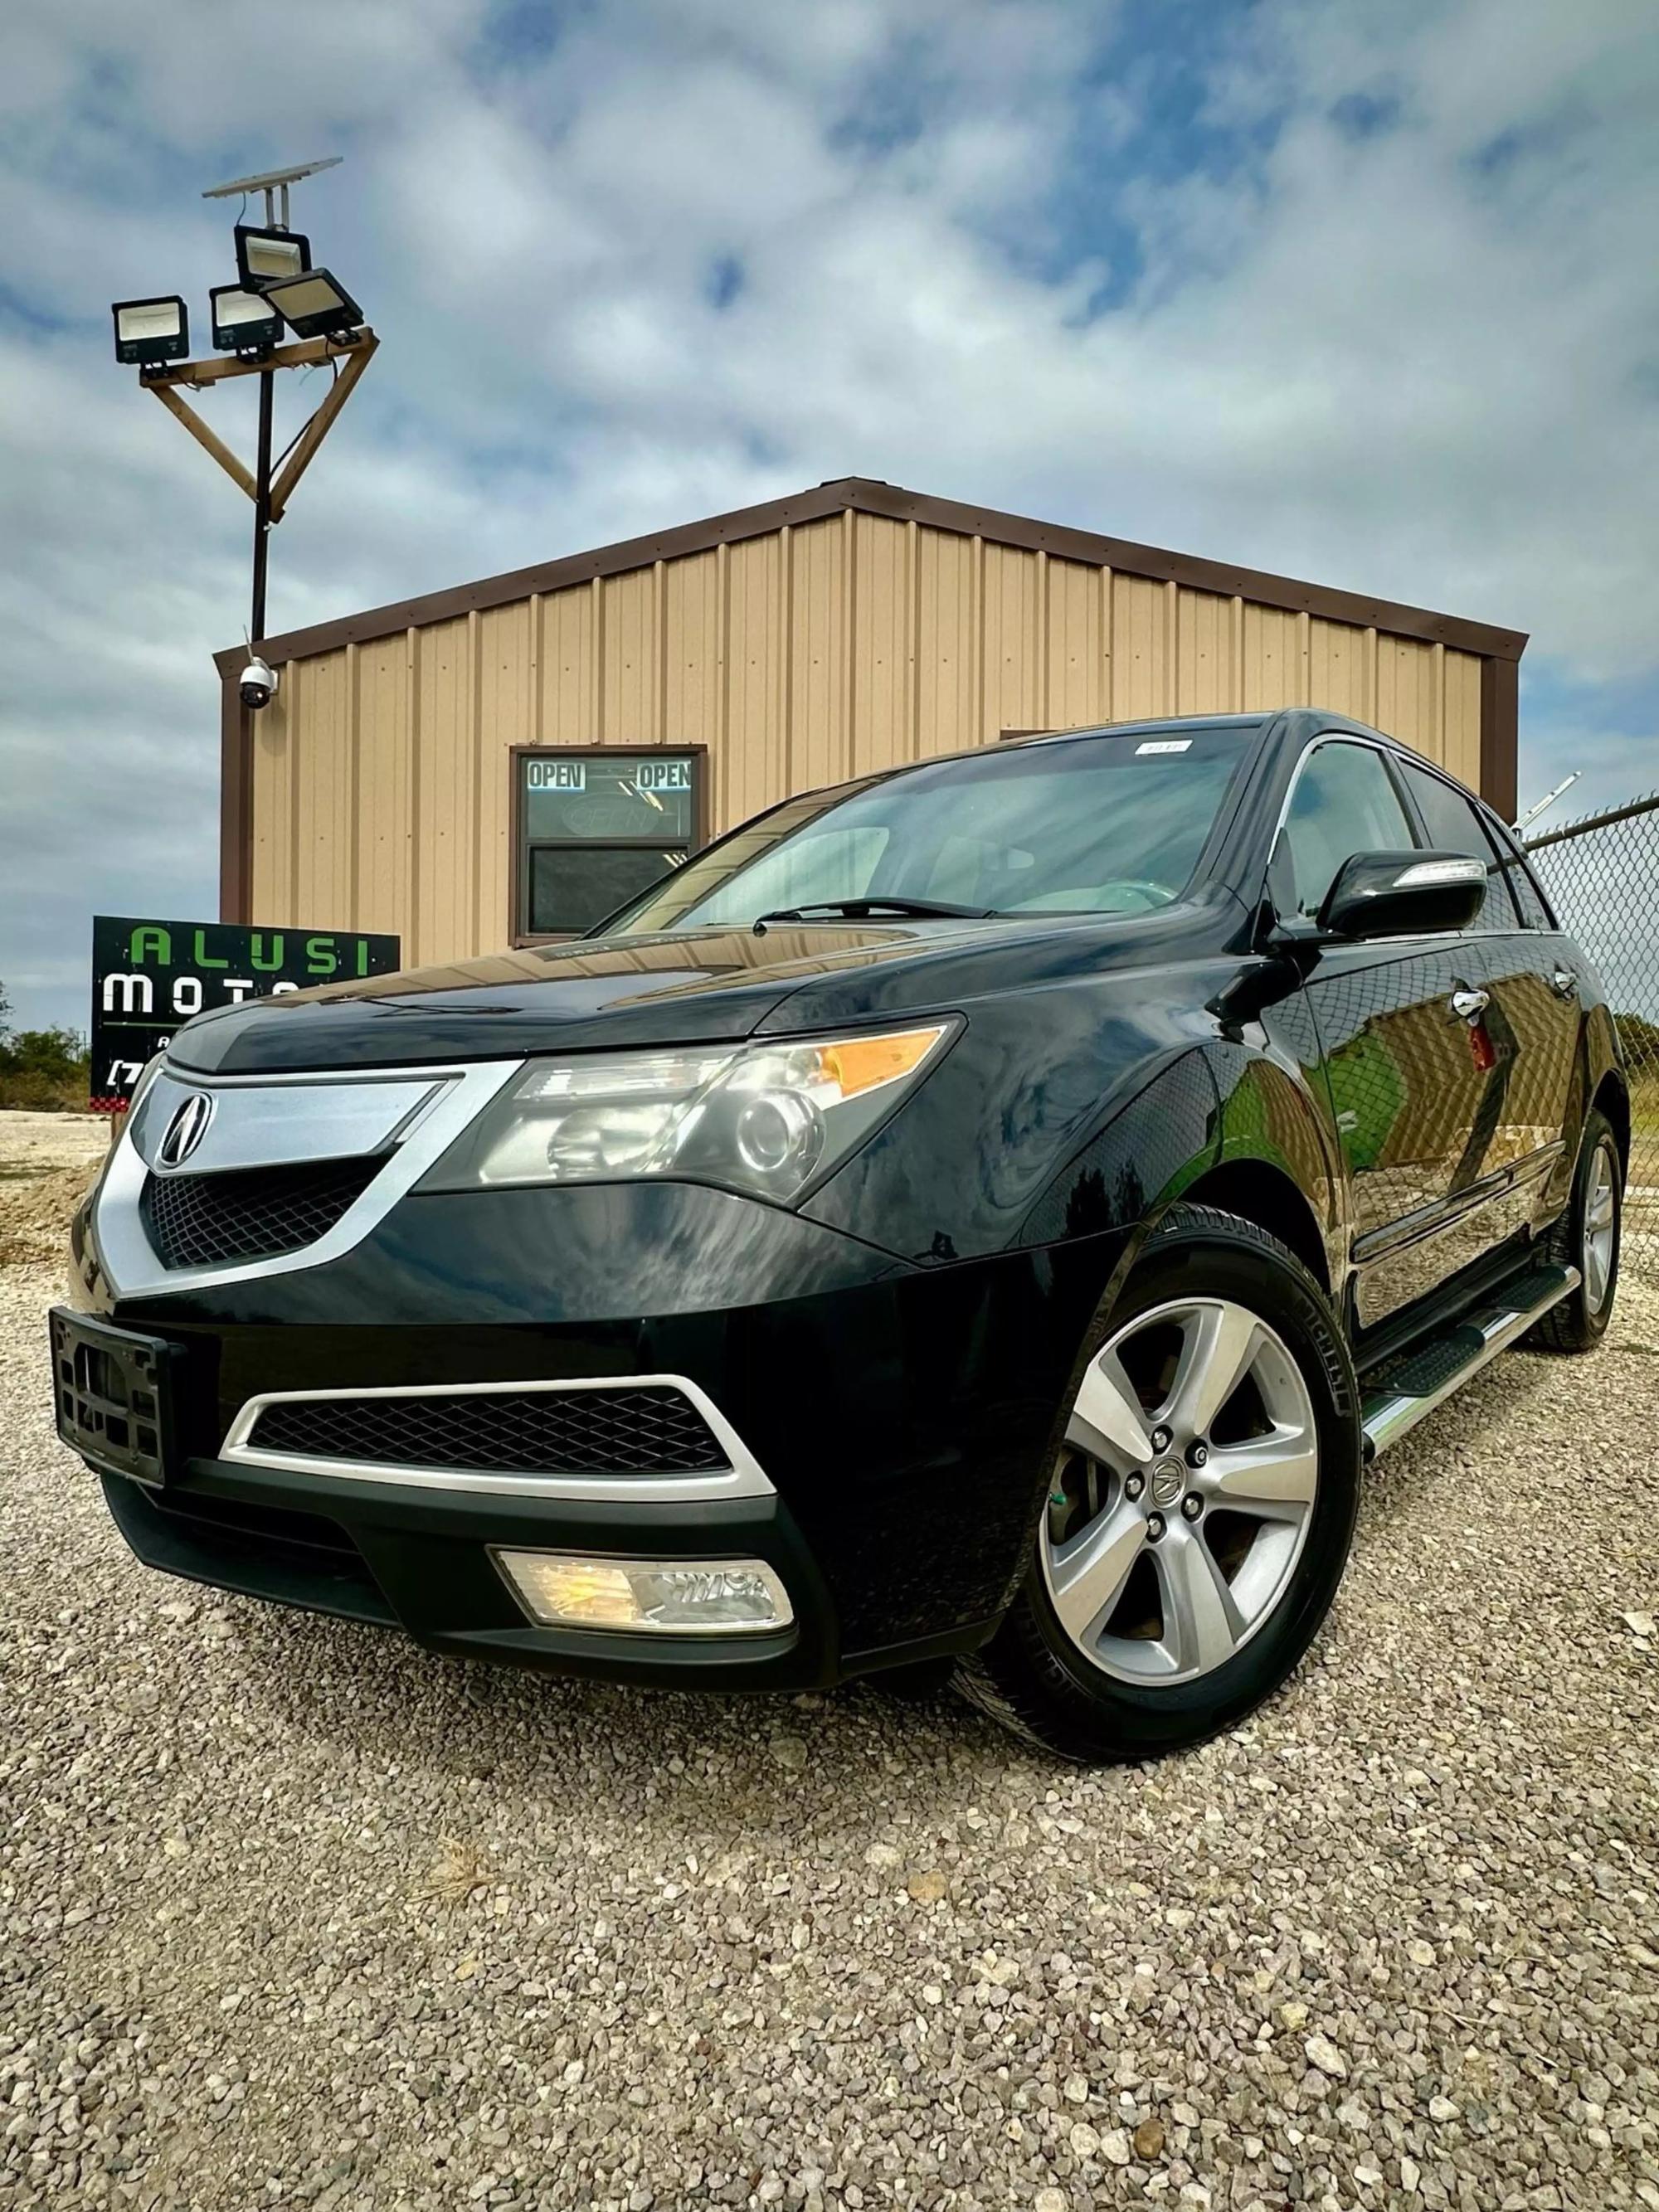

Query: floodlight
[257,267,363,342]
[111,295,189,367]
[209,284,282,357]
[235,224,311,287]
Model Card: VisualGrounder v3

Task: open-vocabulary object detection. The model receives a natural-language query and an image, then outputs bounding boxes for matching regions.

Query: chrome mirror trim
[1393,856,1488,889]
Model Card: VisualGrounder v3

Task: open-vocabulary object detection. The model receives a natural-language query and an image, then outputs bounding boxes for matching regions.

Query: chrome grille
[139,1155,385,1271]
[244,1386,729,1476]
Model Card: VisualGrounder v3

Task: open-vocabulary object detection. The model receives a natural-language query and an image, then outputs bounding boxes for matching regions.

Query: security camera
[239,655,279,712]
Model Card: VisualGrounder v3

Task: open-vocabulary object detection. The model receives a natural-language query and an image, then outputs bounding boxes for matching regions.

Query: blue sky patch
[706,254,745,312]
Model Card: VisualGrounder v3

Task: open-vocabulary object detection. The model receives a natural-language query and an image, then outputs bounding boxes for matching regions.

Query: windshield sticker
[1136,739,1192,754]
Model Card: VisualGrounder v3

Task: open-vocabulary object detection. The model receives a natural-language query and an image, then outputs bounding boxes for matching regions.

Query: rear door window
[1487,821,1558,930]
[1395,759,1517,931]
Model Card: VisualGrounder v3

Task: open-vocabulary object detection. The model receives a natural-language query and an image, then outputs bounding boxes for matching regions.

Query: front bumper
[69,1097,1132,1687]
[98,1454,852,1690]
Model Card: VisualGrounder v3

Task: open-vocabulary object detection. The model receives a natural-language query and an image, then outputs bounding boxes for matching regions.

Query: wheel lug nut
[1186,1439,1209,1468]
[1150,1425,1173,1454]
[1146,1512,1166,1541]
[1181,1492,1203,1521]
[1125,1473,1145,1501]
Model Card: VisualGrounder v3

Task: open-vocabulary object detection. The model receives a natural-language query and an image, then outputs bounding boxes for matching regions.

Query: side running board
[1360,1263,1580,1461]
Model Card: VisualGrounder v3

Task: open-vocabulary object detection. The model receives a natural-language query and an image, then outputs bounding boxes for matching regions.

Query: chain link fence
[1525,790,1659,1218]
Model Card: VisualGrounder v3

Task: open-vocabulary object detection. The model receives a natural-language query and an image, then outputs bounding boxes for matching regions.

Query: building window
[515,749,703,938]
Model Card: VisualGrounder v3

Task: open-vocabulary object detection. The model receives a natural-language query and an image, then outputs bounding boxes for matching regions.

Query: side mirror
[1318,848,1488,939]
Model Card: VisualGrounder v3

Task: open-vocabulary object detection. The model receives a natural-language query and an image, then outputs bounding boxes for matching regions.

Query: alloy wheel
[1584,1139,1618,1313]
[1040,1296,1320,1686]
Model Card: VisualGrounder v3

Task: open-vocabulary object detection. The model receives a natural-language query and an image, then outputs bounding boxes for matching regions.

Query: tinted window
[1396,760,1516,931]
[529,846,688,934]
[1282,743,1413,919]
[611,725,1253,933]
[1488,821,1557,930]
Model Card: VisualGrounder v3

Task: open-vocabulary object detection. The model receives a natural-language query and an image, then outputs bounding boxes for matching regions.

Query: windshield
[606,723,1253,934]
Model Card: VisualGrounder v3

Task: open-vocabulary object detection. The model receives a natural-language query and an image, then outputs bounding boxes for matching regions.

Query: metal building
[212,477,1525,963]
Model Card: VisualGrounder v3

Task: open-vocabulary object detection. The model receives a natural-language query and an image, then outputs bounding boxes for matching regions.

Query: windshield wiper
[752,897,996,935]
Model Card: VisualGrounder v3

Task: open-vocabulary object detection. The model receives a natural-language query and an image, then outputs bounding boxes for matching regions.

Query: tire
[1525,1107,1623,1354]
[956,1203,1361,1763]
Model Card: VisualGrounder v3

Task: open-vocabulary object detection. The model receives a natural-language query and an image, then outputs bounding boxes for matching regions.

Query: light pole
[113,157,378,658]
[252,353,274,644]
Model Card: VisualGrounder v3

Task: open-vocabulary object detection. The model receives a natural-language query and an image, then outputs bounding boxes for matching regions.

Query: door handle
[1450,987,1489,1021]
[1551,966,1578,998]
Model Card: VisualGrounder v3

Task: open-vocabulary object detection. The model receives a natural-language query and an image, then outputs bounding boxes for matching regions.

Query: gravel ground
[2,1125,1657,2210]
[0,1114,108,1270]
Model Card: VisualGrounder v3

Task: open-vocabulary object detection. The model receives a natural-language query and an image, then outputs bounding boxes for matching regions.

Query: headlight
[421,1023,955,1204]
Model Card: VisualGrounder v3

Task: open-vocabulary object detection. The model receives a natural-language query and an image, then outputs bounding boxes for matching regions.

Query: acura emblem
[158,1092,213,1169]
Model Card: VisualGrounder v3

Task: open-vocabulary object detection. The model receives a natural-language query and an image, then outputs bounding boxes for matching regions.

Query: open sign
[525,758,587,793]
[632,759,692,794]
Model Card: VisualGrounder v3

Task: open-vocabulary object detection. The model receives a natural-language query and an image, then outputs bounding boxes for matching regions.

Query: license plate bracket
[49,1308,182,1488]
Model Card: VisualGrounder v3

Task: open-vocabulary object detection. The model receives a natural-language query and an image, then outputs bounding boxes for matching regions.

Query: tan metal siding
[664,550,722,766]
[788,516,849,792]
[437,612,484,965]
[254,513,1507,961]
[725,532,786,826]
[1111,573,1168,722]
[1241,603,1297,714]
[851,513,908,776]
[915,527,978,760]
[538,581,596,739]
[1045,557,1107,732]
[1443,649,1482,786]
[600,566,657,747]
[249,660,297,924]
[289,648,353,929]
[1376,634,1437,755]
[482,600,537,931]
[1307,617,1367,721]
[353,634,413,952]
[1176,589,1229,714]
[981,542,1042,741]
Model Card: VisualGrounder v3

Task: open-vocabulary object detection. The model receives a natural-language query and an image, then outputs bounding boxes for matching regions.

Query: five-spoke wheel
[1584,1137,1618,1315]
[1043,1297,1319,1685]
[958,1204,1360,1763]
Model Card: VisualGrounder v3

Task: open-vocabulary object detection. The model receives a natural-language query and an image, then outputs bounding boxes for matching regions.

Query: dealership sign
[90,916,401,1110]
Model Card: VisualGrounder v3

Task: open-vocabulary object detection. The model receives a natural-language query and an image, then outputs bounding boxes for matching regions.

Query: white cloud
[2,0,1657,1032]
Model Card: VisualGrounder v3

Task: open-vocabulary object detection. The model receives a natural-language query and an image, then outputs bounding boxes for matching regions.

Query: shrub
[0,1000,93,1112]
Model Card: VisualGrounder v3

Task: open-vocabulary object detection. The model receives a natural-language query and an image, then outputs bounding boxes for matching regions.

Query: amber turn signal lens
[820,1026,948,1100]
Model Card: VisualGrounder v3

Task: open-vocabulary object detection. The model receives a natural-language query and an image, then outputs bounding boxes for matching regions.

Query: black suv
[55,711,1625,1761]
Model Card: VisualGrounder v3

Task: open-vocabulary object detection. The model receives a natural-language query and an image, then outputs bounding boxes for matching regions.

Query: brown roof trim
[216,474,1527,673]
[1480,656,1519,824]
[846,482,1526,660]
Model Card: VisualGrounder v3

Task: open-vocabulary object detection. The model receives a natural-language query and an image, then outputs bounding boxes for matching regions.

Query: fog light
[493,1550,793,1635]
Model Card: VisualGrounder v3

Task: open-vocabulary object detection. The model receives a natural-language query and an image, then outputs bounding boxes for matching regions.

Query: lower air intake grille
[140,1155,385,1271]
[246,1387,729,1476]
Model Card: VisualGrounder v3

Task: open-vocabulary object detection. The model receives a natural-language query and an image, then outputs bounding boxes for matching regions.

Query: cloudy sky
[2,0,1657,1034]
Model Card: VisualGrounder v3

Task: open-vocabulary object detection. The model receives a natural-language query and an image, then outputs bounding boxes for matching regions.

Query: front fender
[800,980,1233,1264]
[1206,1036,1345,1281]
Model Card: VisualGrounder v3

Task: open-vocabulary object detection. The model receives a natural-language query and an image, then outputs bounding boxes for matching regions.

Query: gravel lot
[2,1118,1656,2211]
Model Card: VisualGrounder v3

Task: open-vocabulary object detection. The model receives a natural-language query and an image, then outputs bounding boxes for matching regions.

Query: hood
[168,905,1226,1075]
